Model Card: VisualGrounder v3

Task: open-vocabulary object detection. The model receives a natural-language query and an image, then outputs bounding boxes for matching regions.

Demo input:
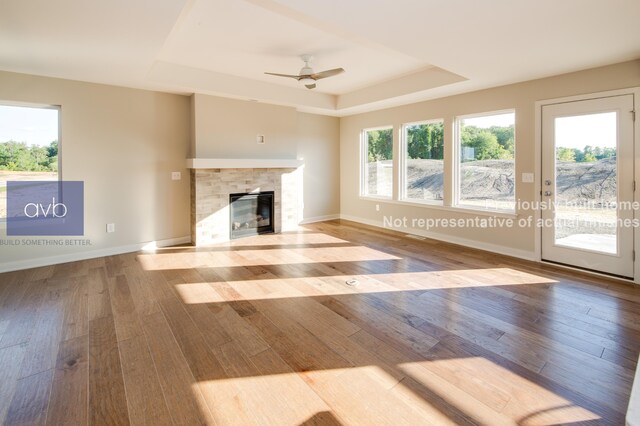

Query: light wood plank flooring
[0,219,638,425]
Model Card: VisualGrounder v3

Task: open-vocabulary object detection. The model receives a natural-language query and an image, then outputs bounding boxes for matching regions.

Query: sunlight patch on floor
[189,357,600,425]
[364,268,557,290]
[399,358,600,425]
[173,268,557,305]
[137,245,401,271]
[175,283,226,304]
[228,232,350,246]
[191,369,348,425]
[191,365,456,425]
[146,233,350,252]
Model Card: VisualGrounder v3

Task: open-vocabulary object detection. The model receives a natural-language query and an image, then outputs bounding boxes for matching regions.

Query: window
[456,111,515,211]
[401,120,444,204]
[361,126,393,198]
[0,104,60,219]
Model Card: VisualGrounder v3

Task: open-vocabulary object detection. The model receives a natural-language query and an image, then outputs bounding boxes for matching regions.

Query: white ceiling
[1,0,639,116]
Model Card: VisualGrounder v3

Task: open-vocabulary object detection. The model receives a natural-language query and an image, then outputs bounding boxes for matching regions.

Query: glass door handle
[544,191,552,196]
[544,180,552,186]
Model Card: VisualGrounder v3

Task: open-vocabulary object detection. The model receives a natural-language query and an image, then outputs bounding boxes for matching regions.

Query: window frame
[0,101,61,224]
[359,125,394,200]
[399,118,445,206]
[453,108,516,213]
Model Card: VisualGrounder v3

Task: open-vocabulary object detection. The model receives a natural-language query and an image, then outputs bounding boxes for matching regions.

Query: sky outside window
[0,105,58,146]
[555,112,616,149]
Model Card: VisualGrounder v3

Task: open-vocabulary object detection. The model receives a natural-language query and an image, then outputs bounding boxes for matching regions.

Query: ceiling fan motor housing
[299,66,314,77]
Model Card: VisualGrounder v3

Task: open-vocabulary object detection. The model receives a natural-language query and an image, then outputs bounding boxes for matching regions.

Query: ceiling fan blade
[264,72,300,79]
[305,83,316,90]
[311,68,345,80]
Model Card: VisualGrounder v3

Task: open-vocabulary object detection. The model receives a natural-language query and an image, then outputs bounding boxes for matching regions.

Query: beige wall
[0,71,191,269]
[192,94,297,159]
[296,112,340,221]
[0,76,340,271]
[340,60,640,257]
[2,59,636,270]
[191,94,340,221]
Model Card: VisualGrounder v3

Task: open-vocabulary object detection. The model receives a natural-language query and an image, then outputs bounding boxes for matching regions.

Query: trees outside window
[401,120,444,203]
[360,111,517,212]
[0,104,60,219]
[361,127,393,198]
[457,111,515,211]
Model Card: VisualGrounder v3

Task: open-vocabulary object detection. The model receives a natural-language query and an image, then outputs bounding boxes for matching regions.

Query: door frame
[534,87,640,283]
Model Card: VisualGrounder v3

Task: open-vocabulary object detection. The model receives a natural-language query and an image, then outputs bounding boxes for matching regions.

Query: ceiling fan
[265,54,345,90]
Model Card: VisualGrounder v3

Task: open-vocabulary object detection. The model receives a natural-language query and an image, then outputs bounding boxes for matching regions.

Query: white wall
[340,60,640,258]
[191,94,340,221]
[0,71,191,270]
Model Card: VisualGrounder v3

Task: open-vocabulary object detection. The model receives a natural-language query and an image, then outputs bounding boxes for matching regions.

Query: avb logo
[24,198,68,218]
[6,181,84,236]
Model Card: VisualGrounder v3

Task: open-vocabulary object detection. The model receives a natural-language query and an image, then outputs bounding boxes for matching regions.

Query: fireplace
[229,191,275,239]
[191,167,301,245]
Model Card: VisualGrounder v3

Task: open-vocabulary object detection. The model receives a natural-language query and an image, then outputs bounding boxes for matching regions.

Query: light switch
[171,171,181,180]
[522,173,534,183]
[257,135,265,144]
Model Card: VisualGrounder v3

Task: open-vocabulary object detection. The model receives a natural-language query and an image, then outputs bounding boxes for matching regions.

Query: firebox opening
[229,191,275,239]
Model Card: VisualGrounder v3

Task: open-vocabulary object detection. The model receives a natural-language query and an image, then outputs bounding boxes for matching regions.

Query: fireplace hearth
[229,191,274,239]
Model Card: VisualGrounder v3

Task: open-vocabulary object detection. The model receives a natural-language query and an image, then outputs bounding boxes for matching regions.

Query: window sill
[399,198,445,208]
[449,204,517,219]
[359,195,393,202]
[374,198,518,219]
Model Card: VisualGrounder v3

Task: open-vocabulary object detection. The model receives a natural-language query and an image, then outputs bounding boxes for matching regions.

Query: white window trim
[376,198,518,219]
[0,102,61,227]
[360,125,394,200]
[399,118,445,205]
[453,108,516,213]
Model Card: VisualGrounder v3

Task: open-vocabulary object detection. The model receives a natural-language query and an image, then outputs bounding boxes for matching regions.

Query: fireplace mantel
[186,158,304,169]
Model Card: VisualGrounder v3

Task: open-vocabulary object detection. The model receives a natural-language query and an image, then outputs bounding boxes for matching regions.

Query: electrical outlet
[522,173,534,183]
[106,223,115,233]
[257,135,265,144]
[171,171,181,180]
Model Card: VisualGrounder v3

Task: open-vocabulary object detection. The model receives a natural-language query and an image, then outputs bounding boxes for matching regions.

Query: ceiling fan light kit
[265,54,345,90]
[299,77,315,86]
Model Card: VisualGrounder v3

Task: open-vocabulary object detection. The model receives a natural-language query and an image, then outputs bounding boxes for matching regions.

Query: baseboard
[339,214,537,262]
[0,235,191,273]
[0,214,535,272]
[298,214,340,225]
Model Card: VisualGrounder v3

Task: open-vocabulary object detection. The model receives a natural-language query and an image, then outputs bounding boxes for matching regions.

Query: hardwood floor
[0,219,638,425]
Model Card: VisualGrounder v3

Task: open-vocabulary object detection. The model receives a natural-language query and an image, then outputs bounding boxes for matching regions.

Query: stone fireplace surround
[190,162,303,246]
